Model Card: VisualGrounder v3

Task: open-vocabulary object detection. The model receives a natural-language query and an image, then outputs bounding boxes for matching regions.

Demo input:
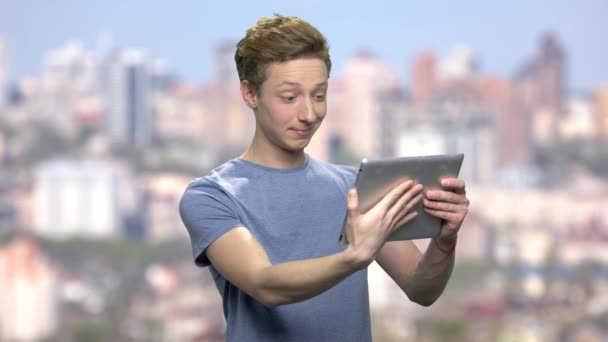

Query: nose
[297,97,316,124]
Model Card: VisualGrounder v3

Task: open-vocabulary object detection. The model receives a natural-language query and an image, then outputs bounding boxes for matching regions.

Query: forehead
[263,58,328,87]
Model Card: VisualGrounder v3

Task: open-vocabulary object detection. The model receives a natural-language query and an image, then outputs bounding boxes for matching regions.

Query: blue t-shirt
[179,155,371,341]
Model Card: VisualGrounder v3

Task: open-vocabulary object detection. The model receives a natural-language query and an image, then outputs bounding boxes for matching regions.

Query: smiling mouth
[290,128,313,136]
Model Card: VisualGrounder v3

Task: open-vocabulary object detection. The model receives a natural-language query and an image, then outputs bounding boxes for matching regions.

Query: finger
[386,183,422,221]
[376,180,413,213]
[405,192,423,212]
[440,178,466,194]
[392,193,423,224]
[347,189,360,218]
[392,211,418,231]
[424,207,466,223]
[423,199,466,213]
[426,190,470,205]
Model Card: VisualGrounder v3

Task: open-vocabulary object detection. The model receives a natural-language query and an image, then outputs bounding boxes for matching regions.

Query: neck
[241,132,306,169]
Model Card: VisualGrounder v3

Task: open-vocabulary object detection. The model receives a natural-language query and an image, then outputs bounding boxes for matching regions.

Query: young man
[180,14,469,341]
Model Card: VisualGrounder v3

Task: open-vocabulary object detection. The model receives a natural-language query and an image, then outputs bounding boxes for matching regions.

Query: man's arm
[375,237,455,306]
[205,180,423,307]
[376,178,468,306]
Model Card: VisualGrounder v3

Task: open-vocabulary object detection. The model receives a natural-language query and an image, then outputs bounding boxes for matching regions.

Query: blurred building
[33,159,136,239]
[469,180,608,262]
[0,36,8,111]
[377,89,408,158]
[43,41,99,94]
[203,41,254,153]
[480,76,529,169]
[559,97,594,139]
[154,86,207,144]
[7,182,33,232]
[513,34,567,151]
[0,130,5,165]
[398,90,497,185]
[0,237,58,341]
[104,48,153,147]
[34,41,100,134]
[127,263,224,341]
[305,113,332,162]
[438,45,480,82]
[339,51,400,158]
[411,51,438,107]
[324,79,355,162]
[593,86,608,138]
[145,173,191,242]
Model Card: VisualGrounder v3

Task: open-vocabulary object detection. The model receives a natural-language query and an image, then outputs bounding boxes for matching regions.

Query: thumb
[347,189,360,217]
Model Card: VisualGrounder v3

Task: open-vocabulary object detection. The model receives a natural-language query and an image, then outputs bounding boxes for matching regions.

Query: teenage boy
[180,14,469,341]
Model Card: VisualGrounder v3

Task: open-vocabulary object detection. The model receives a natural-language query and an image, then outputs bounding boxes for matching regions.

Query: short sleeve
[179,178,244,267]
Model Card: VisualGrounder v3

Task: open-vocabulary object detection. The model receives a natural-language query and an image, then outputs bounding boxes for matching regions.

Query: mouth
[290,127,314,137]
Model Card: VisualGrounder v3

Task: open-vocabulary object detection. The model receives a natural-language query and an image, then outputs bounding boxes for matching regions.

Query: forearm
[254,249,363,307]
[406,238,455,306]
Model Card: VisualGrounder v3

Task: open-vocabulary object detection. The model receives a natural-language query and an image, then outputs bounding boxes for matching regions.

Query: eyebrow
[276,81,328,89]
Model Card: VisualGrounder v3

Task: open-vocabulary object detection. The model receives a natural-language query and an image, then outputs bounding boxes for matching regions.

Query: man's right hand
[343,180,423,269]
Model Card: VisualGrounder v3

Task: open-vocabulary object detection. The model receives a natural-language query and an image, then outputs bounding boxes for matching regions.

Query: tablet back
[339,154,464,244]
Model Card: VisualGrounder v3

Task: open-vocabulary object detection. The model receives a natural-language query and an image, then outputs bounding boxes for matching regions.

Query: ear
[240,80,257,109]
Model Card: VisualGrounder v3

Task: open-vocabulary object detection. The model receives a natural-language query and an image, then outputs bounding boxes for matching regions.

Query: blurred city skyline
[1,1,607,92]
[1,3,608,341]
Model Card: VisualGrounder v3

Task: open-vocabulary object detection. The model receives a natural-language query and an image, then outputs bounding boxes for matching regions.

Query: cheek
[260,101,290,123]
[314,102,327,118]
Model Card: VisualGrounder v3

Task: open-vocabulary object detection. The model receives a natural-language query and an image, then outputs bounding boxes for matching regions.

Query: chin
[281,141,309,154]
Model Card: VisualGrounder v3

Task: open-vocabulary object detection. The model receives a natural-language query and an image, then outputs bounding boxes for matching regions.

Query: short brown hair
[235,14,332,93]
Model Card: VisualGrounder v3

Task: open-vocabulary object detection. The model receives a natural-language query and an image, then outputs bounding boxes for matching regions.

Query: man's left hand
[423,178,469,241]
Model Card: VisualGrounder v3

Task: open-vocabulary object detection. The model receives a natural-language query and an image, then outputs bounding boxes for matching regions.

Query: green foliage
[38,236,191,266]
[418,317,470,342]
[448,260,490,290]
[74,319,110,342]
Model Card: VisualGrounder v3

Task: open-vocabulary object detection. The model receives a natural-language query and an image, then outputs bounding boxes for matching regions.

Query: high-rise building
[411,51,437,106]
[513,33,567,151]
[593,87,608,138]
[535,34,566,115]
[0,237,58,341]
[33,159,136,239]
[105,49,152,146]
[205,41,254,152]
[480,76,529,168]
[340,51,400,158]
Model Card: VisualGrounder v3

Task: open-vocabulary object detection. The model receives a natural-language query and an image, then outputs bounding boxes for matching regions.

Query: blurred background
[1,1,607,341]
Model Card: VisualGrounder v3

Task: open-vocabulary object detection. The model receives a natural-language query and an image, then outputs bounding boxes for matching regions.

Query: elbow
[411,296,437,307]
[405,288,439,307]
[256,292,280,308]
[254,291,291,308]
[246,274,289,308]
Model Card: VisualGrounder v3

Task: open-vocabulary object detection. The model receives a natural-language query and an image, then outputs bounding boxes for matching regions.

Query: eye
[313,93,326,102]
[281,96,296,103]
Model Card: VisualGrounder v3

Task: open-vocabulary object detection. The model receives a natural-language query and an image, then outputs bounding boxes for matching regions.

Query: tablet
[338,154,464,245]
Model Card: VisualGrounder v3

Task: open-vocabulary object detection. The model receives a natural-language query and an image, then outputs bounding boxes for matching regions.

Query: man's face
[246,57,328,154]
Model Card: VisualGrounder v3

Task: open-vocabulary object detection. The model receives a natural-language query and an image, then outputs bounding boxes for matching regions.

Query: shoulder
[180,159,244,208]
[308,157,358,189]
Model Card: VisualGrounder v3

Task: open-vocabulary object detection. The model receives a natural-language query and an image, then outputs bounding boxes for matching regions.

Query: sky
[1,0,606,93]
